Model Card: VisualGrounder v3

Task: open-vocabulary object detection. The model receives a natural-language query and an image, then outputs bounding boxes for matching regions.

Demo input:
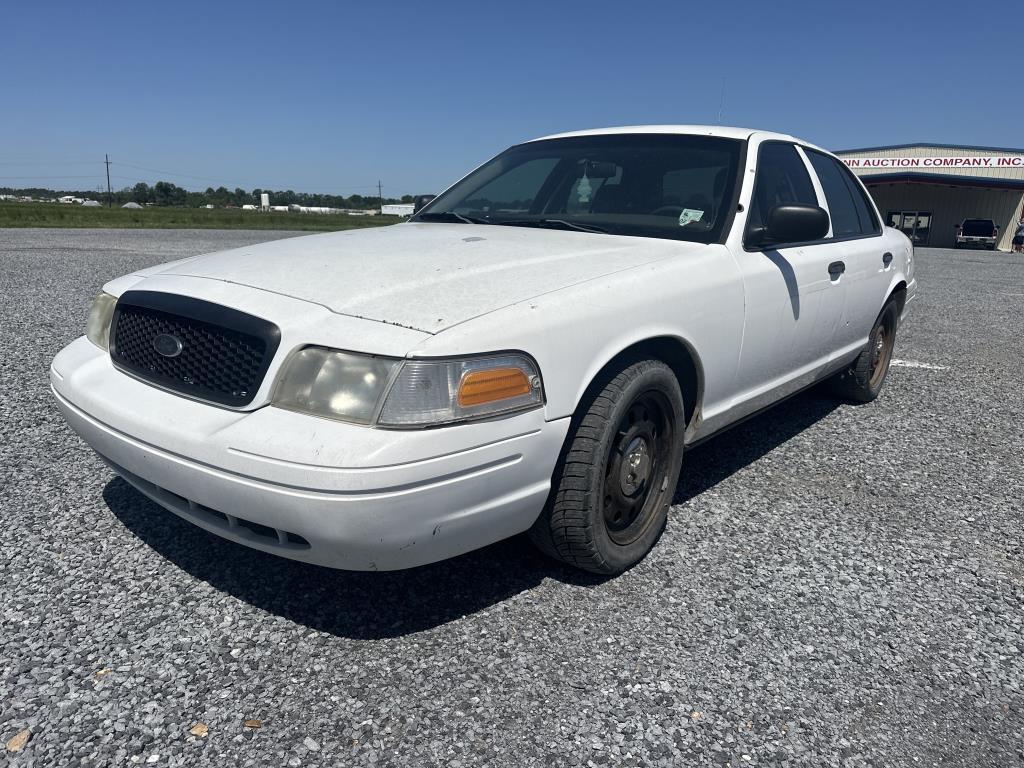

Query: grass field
[0,202,400,231]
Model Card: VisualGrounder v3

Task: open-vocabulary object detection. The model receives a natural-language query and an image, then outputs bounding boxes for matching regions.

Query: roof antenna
[717,79,725,125]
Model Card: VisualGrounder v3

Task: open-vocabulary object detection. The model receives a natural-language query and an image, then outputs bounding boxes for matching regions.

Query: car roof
[530,124,809,145]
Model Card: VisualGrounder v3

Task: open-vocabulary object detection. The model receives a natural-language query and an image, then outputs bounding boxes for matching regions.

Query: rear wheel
[529,359,685,575]
[830,300,898,403]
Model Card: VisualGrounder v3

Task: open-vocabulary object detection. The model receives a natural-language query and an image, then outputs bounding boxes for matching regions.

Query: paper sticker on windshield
[678,209,704,226]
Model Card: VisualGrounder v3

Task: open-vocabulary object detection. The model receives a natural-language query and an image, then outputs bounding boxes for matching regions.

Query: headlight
[273,347,401,424]
[378,354,542,426]
[273,348,543,427]
[86,292,117,350]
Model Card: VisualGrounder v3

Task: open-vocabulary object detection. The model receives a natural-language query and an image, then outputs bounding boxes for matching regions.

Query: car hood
[153,222,696,333]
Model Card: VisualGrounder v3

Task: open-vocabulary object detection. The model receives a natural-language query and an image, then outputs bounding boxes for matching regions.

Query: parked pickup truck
[955,218,999,250]
[51,126,916,575]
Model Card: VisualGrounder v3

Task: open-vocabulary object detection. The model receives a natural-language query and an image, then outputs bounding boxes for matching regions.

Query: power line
[0,175,104,180]
[0,159,409,195]
[113,160,382,191]
[3,166,413,198]
[112,160,395,194]
[105,174,385,196]
[0,160,103,166]
[113,160,273,187]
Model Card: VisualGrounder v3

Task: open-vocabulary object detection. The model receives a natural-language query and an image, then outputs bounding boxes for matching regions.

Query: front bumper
[51,337,569,570]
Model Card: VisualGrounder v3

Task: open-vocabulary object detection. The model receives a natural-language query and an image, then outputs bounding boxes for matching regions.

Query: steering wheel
[650,205,685,217]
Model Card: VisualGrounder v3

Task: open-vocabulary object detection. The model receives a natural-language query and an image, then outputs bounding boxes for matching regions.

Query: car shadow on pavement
[102,477,604,641]
[103,387,841,640]
[674,387,840,502]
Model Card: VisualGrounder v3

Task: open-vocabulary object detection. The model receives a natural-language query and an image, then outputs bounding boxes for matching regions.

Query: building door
[886,210,932,245]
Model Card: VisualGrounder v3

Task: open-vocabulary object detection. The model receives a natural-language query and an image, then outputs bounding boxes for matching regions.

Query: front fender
[412,249,745,428]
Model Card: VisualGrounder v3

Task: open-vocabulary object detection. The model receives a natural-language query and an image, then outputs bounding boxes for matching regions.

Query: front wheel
[529,359,685,575]
[830,300,899,403]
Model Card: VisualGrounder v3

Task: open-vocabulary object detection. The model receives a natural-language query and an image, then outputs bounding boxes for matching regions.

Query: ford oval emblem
[153,333,183,358]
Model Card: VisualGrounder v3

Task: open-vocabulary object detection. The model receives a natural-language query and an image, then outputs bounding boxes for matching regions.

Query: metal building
[833,143,1024,250]
[381,203,415,217]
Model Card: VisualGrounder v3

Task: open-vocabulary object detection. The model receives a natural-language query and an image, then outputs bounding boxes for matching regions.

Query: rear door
[804,149,888,354]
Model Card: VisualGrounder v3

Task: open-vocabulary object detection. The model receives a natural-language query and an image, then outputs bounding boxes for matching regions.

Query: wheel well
[584,337,703,430]
[889,281,907,316]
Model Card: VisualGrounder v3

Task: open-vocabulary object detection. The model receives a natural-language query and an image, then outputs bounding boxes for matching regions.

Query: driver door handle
[828,260,845,278]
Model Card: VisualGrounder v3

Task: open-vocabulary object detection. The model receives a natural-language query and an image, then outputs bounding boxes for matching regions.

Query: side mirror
[413,194,436,214]
[749,204,830,248]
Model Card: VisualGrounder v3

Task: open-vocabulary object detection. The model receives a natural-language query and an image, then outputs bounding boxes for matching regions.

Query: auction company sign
[842,156,1024,169]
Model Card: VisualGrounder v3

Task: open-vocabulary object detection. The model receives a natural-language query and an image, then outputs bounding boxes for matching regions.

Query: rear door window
[806,150,862,237]
[838,163,880,234]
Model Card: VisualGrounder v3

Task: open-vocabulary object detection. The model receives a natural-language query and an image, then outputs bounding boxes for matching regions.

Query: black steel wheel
[602,391,674,546]
[830,299,899,403]
[529,359,685,575]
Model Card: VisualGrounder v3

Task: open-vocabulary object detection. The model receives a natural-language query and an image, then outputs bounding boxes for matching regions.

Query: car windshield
[414,134,744,243]
[962,219,995,236]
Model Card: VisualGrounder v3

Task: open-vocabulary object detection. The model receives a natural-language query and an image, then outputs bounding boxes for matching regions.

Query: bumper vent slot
[102,456,310,551]
[109,290,280,407]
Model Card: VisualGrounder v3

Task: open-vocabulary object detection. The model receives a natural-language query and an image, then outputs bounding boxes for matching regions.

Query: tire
[529,359,685,575]
[830,300,899,403]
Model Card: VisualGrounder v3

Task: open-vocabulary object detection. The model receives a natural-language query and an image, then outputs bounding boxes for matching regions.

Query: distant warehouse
[834,143,1024,250]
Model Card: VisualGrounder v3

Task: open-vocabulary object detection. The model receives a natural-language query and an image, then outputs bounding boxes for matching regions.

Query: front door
[729,141,847,415]
[733,243,846,394]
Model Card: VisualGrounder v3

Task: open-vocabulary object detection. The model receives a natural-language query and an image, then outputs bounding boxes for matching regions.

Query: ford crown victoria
[51,126,917,574]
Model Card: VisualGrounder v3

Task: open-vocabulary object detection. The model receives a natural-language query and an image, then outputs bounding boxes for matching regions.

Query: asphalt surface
[2,229,1022,767]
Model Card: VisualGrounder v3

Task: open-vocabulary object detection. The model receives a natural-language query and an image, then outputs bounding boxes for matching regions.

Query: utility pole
[378,180,383,213]
[105,154,113,207]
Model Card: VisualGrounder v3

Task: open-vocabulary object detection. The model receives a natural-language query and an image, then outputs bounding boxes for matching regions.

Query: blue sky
[2,0,1018,197]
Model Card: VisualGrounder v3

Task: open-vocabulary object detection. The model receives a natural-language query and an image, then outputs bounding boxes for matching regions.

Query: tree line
[1,181,413,209]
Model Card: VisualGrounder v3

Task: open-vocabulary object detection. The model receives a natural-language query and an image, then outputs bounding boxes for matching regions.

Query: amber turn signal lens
[458,367,532,407]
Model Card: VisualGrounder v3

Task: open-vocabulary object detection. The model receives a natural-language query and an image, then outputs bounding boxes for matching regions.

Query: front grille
[110,290,281,407]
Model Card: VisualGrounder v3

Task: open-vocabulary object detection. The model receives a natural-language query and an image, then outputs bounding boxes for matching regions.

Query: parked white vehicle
[954,218,999,250]
[51,126,916,574]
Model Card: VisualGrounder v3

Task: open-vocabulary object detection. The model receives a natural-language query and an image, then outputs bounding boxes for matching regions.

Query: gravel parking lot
[2,228,1022,767]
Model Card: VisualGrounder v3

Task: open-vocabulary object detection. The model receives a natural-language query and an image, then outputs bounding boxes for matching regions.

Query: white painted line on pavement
[891,359,949,370]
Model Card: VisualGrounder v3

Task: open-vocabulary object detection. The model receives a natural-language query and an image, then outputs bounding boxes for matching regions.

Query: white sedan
[51,126,916,574]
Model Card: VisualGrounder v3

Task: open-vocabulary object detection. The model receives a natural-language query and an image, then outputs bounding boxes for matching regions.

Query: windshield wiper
[495,218,608,234]
[415,211,490,225]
